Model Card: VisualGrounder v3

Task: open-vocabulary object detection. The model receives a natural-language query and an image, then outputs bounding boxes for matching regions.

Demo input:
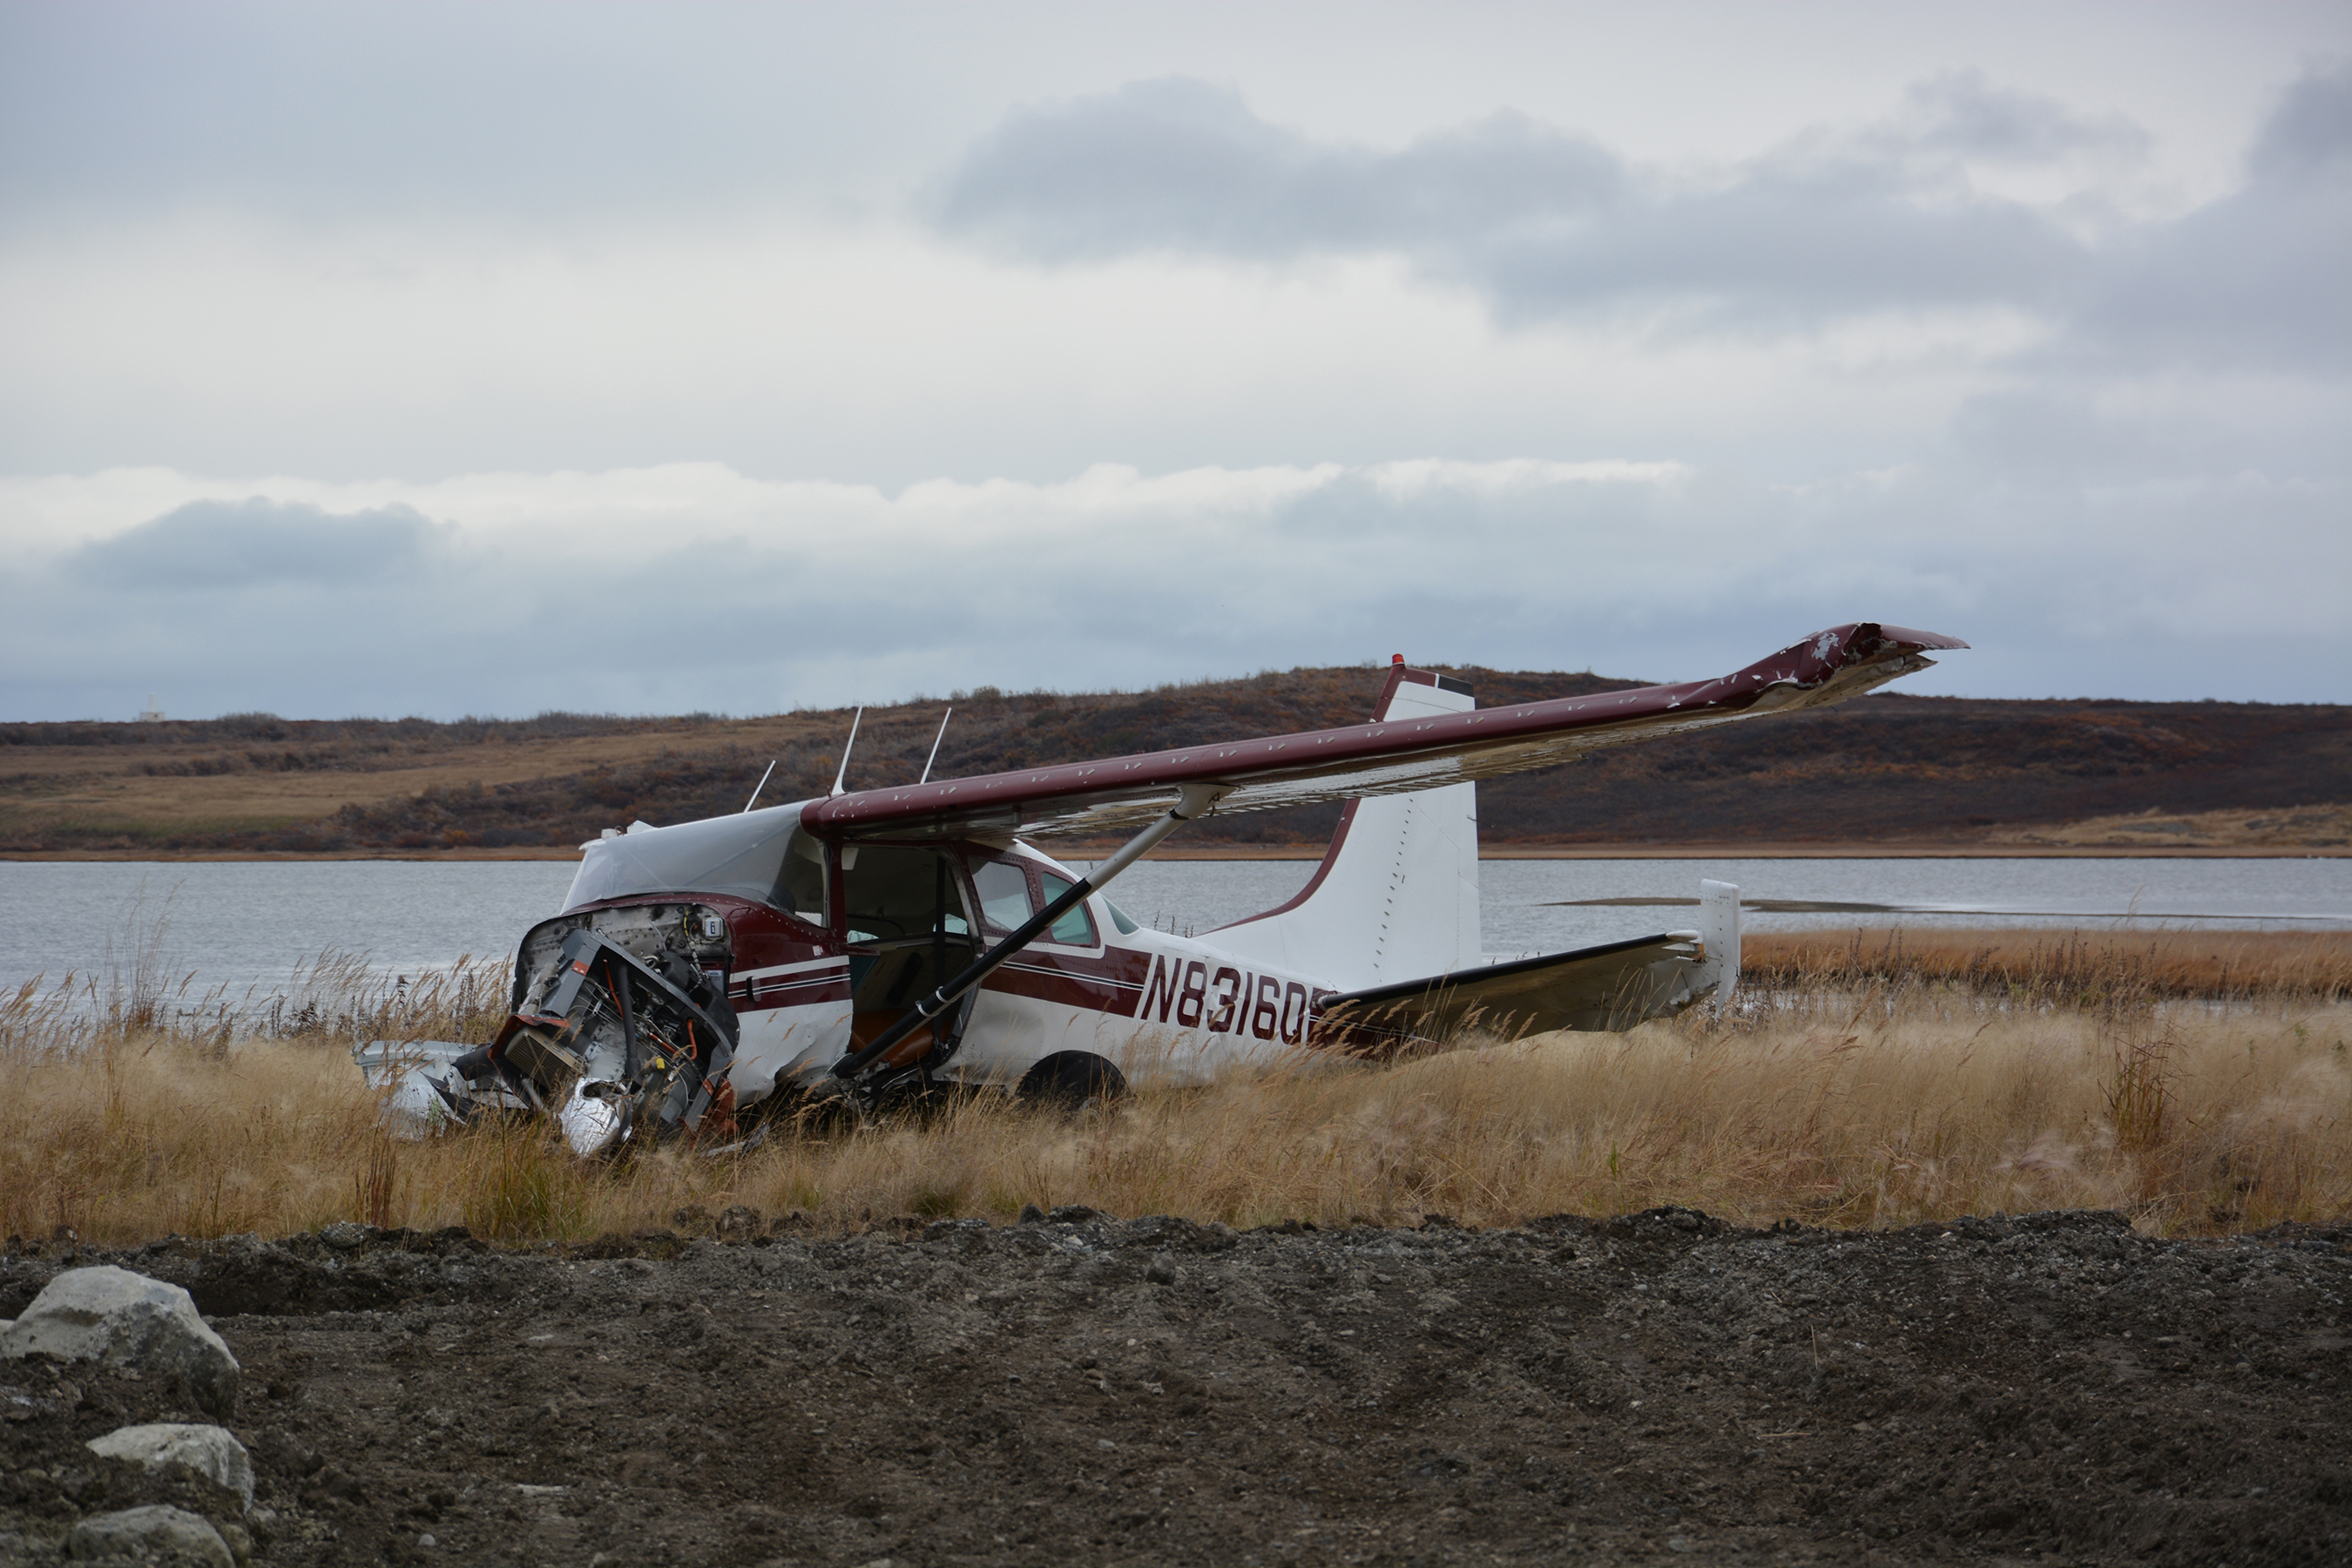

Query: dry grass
[1741,926,2352,1004]
[3,931,2347,1247]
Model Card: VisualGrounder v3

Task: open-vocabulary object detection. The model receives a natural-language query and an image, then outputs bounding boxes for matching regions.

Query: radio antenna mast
[828,707,863,797]
[919,706,953,784]
[741,760,777,813]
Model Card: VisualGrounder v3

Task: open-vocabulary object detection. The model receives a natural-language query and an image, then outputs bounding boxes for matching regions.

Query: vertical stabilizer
[1209,662,1480,990]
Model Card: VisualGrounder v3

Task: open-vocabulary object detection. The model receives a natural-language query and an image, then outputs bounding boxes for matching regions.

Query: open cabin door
[839,844,980,1073]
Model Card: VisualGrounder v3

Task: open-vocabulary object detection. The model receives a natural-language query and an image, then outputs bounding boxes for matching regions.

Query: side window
[1037,873,1098,947]
[972,859,1035,935]
[774,832,828,928]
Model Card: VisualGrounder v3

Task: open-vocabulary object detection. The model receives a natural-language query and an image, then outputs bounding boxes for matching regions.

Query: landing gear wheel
[1016,1052,1128,1112]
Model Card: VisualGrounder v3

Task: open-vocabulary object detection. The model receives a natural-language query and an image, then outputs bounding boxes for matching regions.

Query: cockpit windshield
[560,801,827,921]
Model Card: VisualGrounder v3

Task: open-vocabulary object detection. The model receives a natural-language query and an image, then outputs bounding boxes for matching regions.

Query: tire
[1016,1051,1128,1110]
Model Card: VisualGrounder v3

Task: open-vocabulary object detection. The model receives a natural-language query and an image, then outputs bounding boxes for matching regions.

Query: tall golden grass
[3,929,2346,1246]
[1740,925,2352,1003]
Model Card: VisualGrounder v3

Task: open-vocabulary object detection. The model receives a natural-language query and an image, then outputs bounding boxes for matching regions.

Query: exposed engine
[362,902,744,1154]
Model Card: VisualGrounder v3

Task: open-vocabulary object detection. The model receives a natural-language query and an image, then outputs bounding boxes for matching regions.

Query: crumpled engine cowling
[456,926,741,1154]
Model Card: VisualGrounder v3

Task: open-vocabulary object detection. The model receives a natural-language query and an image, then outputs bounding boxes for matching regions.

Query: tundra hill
[2,666,2346,855]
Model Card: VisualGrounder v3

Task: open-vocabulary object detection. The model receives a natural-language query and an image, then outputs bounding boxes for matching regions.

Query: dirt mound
[4,1210,2347,1565]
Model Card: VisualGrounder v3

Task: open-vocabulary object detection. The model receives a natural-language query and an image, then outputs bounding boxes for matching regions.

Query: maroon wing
[800,622,1965,841]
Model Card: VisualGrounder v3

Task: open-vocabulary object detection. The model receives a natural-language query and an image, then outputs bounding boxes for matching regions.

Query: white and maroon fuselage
[557,833,1329,1105]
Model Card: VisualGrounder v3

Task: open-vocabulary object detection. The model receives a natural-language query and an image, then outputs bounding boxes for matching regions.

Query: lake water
[1,855,2344,998]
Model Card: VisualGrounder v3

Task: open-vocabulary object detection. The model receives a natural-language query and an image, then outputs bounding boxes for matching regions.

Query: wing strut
[833,781,1227,1083]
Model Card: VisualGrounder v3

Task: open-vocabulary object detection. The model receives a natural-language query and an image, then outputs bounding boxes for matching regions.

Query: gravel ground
[3,1208,2347,1566]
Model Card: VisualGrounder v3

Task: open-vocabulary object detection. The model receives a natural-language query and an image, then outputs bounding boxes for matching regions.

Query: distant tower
[138,693,165,722]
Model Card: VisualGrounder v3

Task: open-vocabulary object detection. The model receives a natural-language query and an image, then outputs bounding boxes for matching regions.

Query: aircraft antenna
[828,707,863,797]
[918,706,953,785]
[741,759,777,813]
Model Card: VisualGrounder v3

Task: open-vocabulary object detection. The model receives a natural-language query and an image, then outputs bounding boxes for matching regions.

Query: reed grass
[3,929,2345,1247]
[1740,926,2352,1004]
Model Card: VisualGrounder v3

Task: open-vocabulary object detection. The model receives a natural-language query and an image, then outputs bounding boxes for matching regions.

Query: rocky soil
[3,1208,2347,1566]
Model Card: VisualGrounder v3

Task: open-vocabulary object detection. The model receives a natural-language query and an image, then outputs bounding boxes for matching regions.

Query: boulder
[66,1504,233,1566]
[1,1267,240,1418]
[87,1423,255,1509]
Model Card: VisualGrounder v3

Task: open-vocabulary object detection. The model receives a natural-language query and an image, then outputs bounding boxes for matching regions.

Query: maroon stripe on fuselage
[981,944,1152,1015]
[733,972,851,1013]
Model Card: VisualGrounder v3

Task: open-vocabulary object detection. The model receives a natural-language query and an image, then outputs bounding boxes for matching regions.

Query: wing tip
[1858,621,1970,652]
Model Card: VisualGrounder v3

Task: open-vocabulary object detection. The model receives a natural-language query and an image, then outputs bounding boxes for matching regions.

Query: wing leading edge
[799,621,1965,843]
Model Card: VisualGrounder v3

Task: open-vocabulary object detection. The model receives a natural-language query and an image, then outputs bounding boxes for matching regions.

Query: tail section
[1210,661,1480,990]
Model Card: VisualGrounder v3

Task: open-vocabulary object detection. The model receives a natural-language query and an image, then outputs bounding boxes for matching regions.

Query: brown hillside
[2,666,2346,855]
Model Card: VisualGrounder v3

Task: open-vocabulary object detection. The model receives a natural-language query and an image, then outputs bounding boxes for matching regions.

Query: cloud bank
[932,64,2350,367]
[3,452,2342,723]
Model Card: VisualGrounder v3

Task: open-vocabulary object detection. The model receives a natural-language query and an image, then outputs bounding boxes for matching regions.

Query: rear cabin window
[1037,872,1098,947]
[972,860,1035,934]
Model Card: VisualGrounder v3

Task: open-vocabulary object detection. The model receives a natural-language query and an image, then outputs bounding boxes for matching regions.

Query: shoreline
[3,841,2346,863]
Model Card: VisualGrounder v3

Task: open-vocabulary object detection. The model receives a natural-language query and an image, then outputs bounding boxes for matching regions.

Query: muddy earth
[2,1208,2346,1566]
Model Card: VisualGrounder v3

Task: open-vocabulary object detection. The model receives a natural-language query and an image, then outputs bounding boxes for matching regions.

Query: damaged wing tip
[1862,622,1970,652]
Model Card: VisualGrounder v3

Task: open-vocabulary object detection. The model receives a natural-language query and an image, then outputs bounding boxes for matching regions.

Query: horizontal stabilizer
[1313,929,1728,1054]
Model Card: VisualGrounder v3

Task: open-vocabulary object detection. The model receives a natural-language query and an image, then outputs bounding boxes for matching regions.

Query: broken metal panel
[1311,928,1727,1055]
[362,905,745,1150]
[502,928,741,1152]
[354,1038,511,1138]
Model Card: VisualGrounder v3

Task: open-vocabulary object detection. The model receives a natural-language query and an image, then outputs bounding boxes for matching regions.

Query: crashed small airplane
[362,622,1963,1150]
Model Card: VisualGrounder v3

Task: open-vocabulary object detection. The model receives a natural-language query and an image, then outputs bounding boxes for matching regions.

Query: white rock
[87,1422,255,1509]
[66,1504,233,1566]
[1,1266,240,1418]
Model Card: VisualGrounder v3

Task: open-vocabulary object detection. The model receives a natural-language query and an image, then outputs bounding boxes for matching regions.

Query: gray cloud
[5,451,2342,723]
[932,78,1628,261]
[930,65,2350,368]
[66,497,440,589]
[1876,70,2152,165]
[2062,61,2350,372]
[2249,57,2352,178]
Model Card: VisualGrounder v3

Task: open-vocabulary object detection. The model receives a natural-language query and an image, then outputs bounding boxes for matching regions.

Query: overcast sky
[2,1,2344,721]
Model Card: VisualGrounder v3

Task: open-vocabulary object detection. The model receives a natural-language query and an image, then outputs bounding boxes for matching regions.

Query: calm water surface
[1,855,2344,997]
[1091,856,2352,956]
